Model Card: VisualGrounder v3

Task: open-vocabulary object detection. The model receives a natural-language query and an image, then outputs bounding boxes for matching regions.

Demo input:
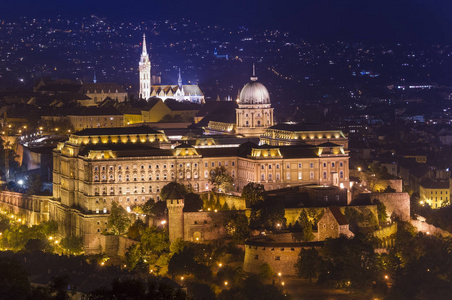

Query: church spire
[251,63,258,81]
[142,33,147,55]
[178,68,182,88]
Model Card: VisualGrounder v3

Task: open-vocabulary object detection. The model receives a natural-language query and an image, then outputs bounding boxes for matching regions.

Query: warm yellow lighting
[54,240,59,244]
[358,167,362,172]
[218,263,222,267]
[55,128,59,131]
[101,262,105,266]
[48,236,53,240]
[181,276,184,280]
[384,275,389,280]
[214,209,218,213]
[196,237,199,241]
[224,281,228,286]
[281,281,285,286]
[278,272,282,277]
[208,208,211,211]
[420,201,424,205]
[39,127,43,130]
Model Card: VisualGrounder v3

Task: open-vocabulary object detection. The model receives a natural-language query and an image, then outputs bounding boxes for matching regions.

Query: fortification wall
[372,179,403,193]
[201,192,246,210]
[370,192,410,221]
[243,243,321,276]
[183,210,236,242]
[411,220,451,237]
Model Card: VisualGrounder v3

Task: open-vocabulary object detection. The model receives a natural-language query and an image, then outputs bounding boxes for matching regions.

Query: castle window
[261,165,265,170]
[275,256,280,261]
[149,186,153,193]
[156,174,160,180]
[133,174,137,181]
[125,165,129,170]
[268,164,272,170]
[94,175,99,181]
[109,175,114,181]
[298,163,302,168]
[276,164,280,169]
[254,255,259,260]
[323,171,327,179]
[133,165,137,169]
[156,186,160,192]
[156,164,159,169]
[340,162,343,167]
[286,164,290,169]
[148,164,152,169]
[142,187,145,193]
[205,171,209,178]
[118,165,122,170]
[141,174,145,181]
[163,173,167,180]
[310,172,314,179]
[332,162,335,167]
[164,164,167,169]
[286,172,290,180]
[149,174,152,181]
[261,174,265,181]
[94,166,98,171]
[103,208,107,214]
[268,173,273,181]
[212,162,215,167]
[102,166,106,171]
[126,175,130,181]
[141,165,144,170]
[194,172,198,179]
[205,162,208,167]
[96,208,99,214]
[232,161,235,166]
[323,162,327,168]
[310,163,314,168]
[126,187,130,193]
[276,173,280,180]
[171,164,175,168]
[171,173,175,180]
[298,172,302,180]
[119,187,122,194]
[126,197,130,202]
[102,175,106,181]
[134,187,138,194]
[340,171,344,178]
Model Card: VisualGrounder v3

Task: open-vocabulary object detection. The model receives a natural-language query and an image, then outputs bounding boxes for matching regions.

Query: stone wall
[183,210,236,242]
[411,220,451,237]
[201,192,247,210]
[372,179,403,193]
[370,192,410,221]
[83,234,138,256]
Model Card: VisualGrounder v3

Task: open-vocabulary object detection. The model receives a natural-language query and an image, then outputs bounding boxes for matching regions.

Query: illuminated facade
[260,124,348,149]
[419,181,449,208]
[139,34,151,100]
[235,68,274,137]
[139,36,204,103]
[52,126,349,218]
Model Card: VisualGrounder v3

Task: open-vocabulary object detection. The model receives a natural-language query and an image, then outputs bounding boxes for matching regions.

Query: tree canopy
[108,201,131,235]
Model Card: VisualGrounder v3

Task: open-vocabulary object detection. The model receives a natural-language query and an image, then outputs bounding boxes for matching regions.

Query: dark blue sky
[3,0,452,43]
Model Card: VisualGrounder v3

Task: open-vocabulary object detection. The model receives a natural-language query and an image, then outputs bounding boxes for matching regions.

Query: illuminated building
[419,180,449,208]
[139,36,204,103]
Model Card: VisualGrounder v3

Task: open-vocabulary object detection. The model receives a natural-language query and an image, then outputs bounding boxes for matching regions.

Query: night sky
[2,0,452,43]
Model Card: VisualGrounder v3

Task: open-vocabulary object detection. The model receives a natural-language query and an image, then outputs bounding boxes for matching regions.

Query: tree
[224,212,250,243]
[108,201,131,235]
[0,258,32,300]
[298,210,314,241]
[295,248,323,282]
[127,219,146,241]
[242,183,265,207]
[209,166,234,193]
[60,236,84,255]
[258,263,274,280]
[373,199,388,223]
[250,199,286,230]
[184,193,203,212]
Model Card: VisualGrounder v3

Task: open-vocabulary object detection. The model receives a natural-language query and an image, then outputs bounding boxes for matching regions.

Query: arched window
[118,174,122,181]
[323,171,327,179]
[261,173,265,181]
[340,171,344,178]
[126,174,130,181]
[268,173,273,181]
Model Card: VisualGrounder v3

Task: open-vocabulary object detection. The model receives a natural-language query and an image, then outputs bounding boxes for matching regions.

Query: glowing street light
[358,167,362,172]
[278,272,282,277]
[160,220,167,225]
[17,180,24,185]
[224,281,228,286]
[218,263,223,267]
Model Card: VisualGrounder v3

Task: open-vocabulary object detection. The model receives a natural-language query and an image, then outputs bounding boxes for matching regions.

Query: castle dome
[239,65,270,105]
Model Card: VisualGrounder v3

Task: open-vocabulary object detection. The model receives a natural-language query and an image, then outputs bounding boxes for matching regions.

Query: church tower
[139,34,151,100]
[236,64,274,137]
[166,188,185,243]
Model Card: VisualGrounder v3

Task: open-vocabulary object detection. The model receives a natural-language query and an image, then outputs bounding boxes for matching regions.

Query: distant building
[78,83,127,106]
[138,35,204,103]
[420,180,450,209]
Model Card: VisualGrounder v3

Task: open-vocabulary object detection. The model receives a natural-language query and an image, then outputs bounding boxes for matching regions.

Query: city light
[224,281,228,286]
[17,180,24,185]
